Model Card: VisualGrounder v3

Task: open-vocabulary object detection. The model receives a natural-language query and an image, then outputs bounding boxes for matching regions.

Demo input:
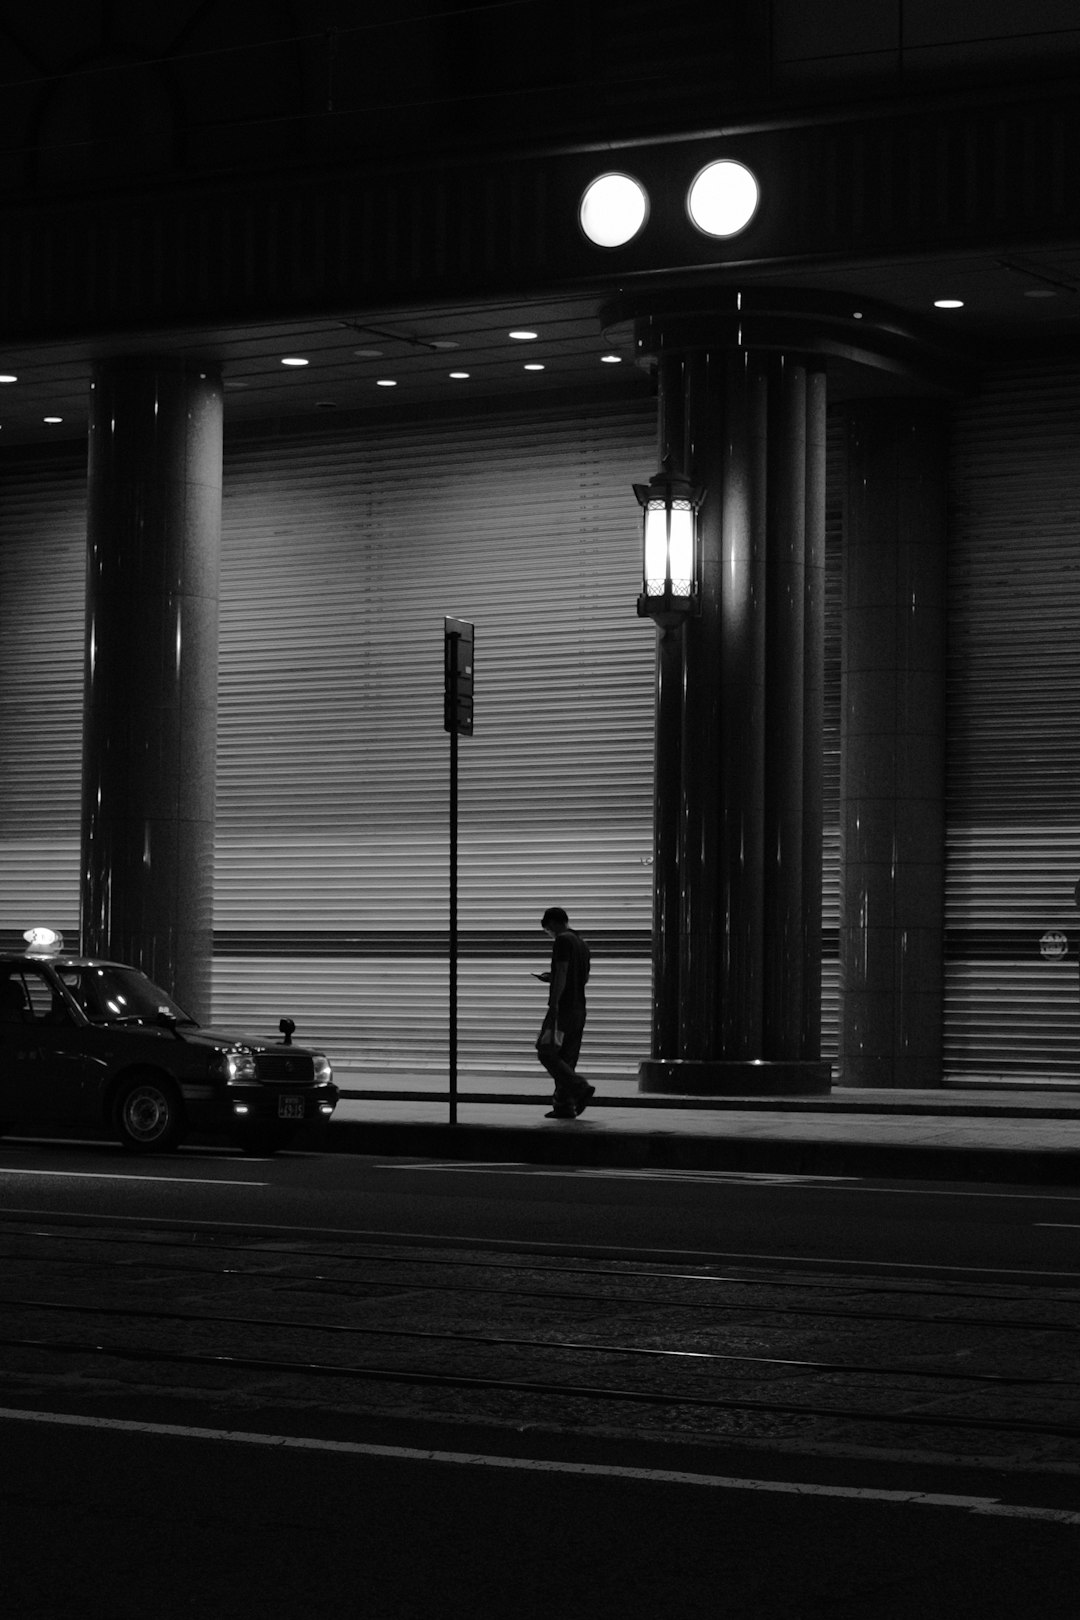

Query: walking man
[535,906,595,1119]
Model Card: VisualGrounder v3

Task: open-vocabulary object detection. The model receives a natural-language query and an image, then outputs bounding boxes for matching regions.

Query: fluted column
[612,289,961,1096]
[639,342,829,1094]
[650,355,687,1058]
[81,358,224,1019]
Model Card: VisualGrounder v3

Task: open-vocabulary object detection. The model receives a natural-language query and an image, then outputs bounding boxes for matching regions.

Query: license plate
[278,1095,305,1120]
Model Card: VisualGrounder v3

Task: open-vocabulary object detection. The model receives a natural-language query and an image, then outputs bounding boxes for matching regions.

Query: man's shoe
[574,1084,596,1116]
[545,1107,577,1119]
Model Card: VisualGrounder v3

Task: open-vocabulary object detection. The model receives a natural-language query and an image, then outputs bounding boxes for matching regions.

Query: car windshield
[56,965,197,1027]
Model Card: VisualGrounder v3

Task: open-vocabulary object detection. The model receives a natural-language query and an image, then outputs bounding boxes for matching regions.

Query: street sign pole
[444,619,474,1126]
[449,671,459,1125]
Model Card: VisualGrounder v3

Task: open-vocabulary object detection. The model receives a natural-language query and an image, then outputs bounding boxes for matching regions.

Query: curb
[337,1089,1080,1120]
[326,1119,1080,1186]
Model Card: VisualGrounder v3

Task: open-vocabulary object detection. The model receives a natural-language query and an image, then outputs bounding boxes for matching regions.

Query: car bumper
[181,1082,340,1132]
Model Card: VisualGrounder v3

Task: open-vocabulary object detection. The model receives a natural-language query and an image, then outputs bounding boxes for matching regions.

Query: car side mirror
[156,1009,182,1039]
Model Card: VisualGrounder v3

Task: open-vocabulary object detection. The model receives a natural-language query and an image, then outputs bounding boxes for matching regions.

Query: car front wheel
[114,1074,183,1153]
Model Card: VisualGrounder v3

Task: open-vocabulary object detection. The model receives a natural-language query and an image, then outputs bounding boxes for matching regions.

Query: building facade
[3,2,1080,1089]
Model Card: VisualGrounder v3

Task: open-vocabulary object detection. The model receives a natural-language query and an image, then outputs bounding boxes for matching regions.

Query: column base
[638,1059,832,1097]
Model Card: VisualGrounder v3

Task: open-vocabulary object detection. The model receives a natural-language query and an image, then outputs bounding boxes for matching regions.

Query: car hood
[180,1025,327,1058]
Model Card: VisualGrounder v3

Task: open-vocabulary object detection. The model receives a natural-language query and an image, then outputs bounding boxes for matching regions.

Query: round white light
[509,330,538,341]
[0,373,17,383]
[43,415,63,424]
[686,160,759,238]
[933,298,964,309]
[449,371,470,379]
[600,353,622,364]
[280,356,309,367]
[524,363,545,372]
[579,173,649,248]
[376,378,397,387]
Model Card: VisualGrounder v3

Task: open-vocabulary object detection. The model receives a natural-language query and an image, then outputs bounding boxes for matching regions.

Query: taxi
[0,928,338,1153]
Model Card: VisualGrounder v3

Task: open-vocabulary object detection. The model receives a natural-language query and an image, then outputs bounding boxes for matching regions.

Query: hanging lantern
[634,463,703,626]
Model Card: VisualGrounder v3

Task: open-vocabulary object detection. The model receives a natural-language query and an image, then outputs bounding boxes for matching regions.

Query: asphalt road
[2,1136,1079,1619]
[1,1133,1079,1276]
[4,1403,1080,1620]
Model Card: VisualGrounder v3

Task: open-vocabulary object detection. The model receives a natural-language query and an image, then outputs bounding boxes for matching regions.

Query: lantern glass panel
[643,503,669,595]
[667,501,694,594]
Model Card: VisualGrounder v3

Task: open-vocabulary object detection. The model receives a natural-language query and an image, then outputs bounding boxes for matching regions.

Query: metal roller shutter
[0,447,85,948]
[0,396,844,1090]
[822,407,844,1061]
[947,362,1080,1081]
[213,396,660,1085]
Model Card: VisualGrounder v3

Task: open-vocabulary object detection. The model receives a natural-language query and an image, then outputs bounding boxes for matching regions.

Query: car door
[0,970,39,1122]
[1,965,96,1125]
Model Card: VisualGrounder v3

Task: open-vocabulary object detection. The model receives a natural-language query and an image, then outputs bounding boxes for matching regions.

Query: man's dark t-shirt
[552,929,590,1017]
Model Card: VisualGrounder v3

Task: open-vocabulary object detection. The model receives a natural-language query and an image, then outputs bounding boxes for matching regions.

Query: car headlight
[313,1053,333,1085]
[215,1046,256,1082]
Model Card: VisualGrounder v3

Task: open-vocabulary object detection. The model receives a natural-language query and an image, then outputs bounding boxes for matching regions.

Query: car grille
[255,1052,316,1084]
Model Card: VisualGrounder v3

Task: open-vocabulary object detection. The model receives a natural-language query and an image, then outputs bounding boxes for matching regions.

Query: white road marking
[0,1407,1076,1524]
[377,1163,1080,1202]
[382,1164,857,1185]
[0,1169,265,1187]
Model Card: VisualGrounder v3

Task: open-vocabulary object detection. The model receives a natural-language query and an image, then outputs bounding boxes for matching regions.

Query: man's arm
[547,958,568,1017]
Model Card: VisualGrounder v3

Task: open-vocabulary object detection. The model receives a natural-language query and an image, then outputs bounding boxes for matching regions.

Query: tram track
[3,1331,1080,1441]
[0,1212,1078,1463]
[2,1291,1077,1386]
[0,1219,1077,1332]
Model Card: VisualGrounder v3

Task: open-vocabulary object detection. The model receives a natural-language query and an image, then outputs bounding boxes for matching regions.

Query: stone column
[638,339,829,1095]
[80,358,224,1019]
[650,355,687,1059]
[604,288,960,1096]
[839,400,948,1087]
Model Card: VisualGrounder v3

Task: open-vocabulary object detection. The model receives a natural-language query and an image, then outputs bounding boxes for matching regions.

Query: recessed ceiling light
[376,378,397,387]
[600,353,622,364]
[933,299,964,309]
[509,330,538,341]
[0,373,17,383]
[449,371,470,379]
[431,341,460,351]
[43,416,63,424]
[281,356,309,367]
[1024,288,1057,299]
[524,363,545,371]
[353,348,383,358]
[852,311,864,320]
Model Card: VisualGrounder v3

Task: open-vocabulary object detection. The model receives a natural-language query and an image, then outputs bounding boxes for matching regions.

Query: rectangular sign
[444,617,474,735]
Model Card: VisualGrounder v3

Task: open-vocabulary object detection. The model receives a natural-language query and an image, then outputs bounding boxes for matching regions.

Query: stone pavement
[325,1077,1080,1185]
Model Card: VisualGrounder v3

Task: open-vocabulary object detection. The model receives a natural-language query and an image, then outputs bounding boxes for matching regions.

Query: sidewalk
[326,1078,1080,1185]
